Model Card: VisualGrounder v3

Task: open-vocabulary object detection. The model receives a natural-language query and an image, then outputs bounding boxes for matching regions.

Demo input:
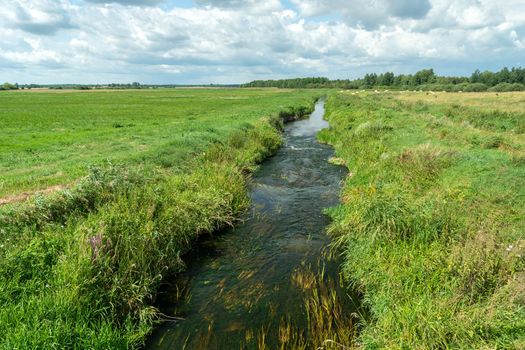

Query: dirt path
[0,185,67,206]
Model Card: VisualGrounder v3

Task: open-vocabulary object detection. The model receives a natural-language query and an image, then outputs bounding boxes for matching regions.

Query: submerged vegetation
[254,263,357,350]
[320,91,525,348]
[0,89,318,348]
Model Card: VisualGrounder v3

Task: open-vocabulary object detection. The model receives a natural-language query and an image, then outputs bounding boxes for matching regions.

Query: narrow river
[147,101,358,349]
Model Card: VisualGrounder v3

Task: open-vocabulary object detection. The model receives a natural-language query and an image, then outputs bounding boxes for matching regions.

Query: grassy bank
[0,89,317,348]
[320,91,525,348]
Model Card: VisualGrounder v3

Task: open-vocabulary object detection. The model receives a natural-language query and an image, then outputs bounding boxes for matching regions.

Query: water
[147,101,358,349]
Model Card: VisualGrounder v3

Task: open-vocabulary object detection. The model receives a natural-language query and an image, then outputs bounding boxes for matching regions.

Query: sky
[0,0,524,84]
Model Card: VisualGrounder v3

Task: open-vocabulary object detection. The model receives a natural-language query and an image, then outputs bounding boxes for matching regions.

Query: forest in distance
[4,66,525,92]
[243,66,525,91]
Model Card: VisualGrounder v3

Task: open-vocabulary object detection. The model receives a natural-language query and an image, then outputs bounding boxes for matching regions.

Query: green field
[0,88,317,199]
[1,88,525,349]
[320,91,525,348]
[0,88,318,348]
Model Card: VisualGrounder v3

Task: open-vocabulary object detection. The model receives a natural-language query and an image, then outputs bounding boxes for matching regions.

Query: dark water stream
[147,101,358,349]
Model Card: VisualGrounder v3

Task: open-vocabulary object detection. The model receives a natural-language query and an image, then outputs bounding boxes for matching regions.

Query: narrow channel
[147,101,359,349]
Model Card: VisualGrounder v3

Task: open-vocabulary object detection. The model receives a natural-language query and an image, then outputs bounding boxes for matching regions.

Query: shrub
[488,83,525,92]
[463,83,489,92]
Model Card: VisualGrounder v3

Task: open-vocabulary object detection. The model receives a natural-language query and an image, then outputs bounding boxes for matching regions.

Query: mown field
[320,91,525,348]
[0,88,317,199]
[0,88,318,348]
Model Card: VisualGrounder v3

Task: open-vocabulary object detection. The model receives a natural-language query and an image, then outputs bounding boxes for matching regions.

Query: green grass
[320,91,525,348]
[0,88,318,349]
[6,87,523,349]
[0,88,317,198]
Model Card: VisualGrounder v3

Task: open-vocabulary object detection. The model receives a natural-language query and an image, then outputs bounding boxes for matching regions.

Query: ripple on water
[146,101,361,350]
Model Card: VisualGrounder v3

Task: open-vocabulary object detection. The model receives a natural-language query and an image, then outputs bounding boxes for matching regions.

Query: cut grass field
[0,88,317,198]
[320,91,525,348]
[0,88,318,348]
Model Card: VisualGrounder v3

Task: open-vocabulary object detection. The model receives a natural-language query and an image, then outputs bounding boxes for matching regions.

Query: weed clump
[278,104,315,123]
[469,134,508,149]
[353,120,393,137]
[397,144,456,186]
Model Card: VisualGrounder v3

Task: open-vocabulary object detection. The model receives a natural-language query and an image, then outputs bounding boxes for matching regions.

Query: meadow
[0,88,316,199]
[319,91,525,348]
[0,88,318,348]
[2,87,524,349]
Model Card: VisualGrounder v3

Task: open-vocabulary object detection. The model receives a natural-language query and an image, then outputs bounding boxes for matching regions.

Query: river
[147,100,359,349]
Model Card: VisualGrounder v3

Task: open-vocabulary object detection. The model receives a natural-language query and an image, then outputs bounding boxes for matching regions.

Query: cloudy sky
[1,0,524,84]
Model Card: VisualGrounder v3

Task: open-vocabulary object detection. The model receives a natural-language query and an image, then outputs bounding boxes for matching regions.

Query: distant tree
[412,69,436,85]
[470,69,481,83]
[480,71,498,86]
[0,82,18,90]
[380,72,395,86]
[363,73,378,87]
[241,66,525,91]
[510,67,525,84]
[498,67,511,84]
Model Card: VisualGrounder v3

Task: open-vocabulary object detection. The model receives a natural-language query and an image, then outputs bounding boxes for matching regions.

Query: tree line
[4,67,525,92]
[0,82,19,90]
[242,67,525,92]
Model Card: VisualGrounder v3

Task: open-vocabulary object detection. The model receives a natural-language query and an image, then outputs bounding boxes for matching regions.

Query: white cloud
[84,0,164,5]
[193,0,282,13]
[510,30,524,49]
[1,0,74,35]
[0,0,524,84]
[291,0,432,27]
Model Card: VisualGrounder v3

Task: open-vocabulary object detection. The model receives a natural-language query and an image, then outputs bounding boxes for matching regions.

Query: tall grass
[321,92,525,348]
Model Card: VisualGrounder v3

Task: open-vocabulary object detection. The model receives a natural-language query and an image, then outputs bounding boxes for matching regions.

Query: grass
[0,88,318,349]
[0,88,317,198]
[320,91,525,348]
[5,87,523,349]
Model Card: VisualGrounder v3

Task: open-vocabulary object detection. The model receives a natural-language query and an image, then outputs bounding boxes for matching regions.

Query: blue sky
[1,0,524,84]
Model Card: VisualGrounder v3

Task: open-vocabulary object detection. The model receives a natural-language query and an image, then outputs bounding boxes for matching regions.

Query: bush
[278,103,315,122]
[463,83,489,92]
[418,83,455,92]
[488,83,525,92]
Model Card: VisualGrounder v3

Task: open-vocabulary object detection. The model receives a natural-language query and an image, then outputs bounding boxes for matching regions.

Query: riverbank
[320,91,525,348]
[0,91,317,349]
[147,100,357,349]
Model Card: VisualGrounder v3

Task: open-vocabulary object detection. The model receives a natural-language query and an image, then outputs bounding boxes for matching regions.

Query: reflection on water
[147,101,359,349]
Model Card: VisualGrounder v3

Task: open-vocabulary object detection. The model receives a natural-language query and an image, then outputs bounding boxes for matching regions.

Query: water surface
[147,101,356,349]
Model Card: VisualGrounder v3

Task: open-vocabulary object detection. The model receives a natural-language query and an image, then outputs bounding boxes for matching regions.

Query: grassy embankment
[0,88,318,348]
[320,91,525,348]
